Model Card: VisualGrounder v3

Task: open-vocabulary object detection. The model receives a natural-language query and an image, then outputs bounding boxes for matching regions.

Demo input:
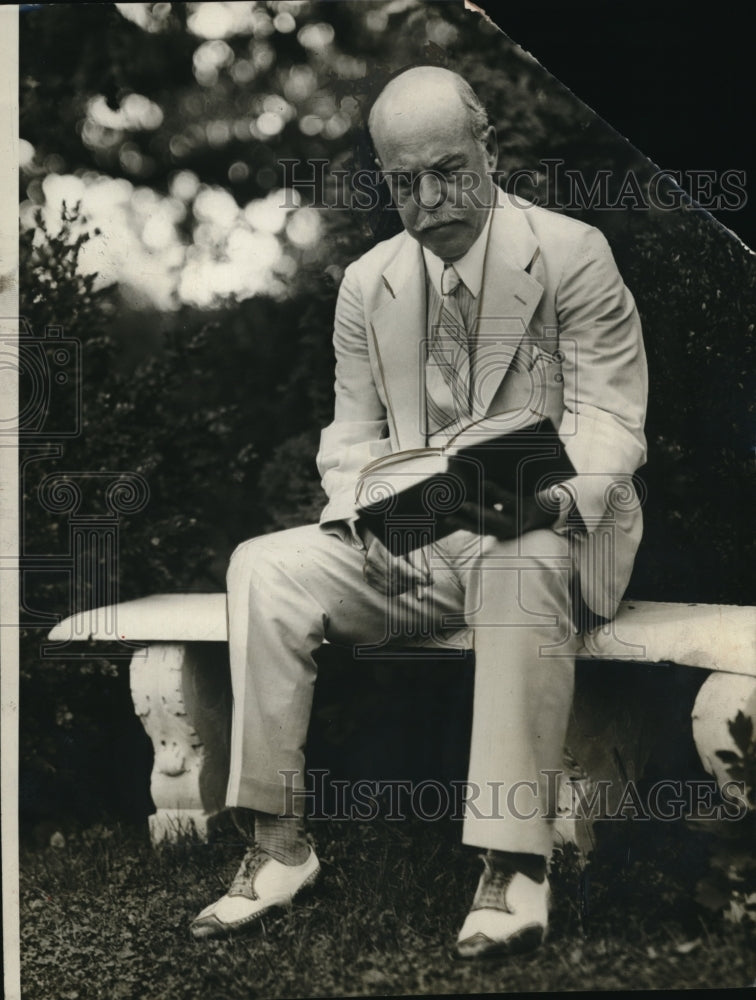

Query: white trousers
[225,523,578,856]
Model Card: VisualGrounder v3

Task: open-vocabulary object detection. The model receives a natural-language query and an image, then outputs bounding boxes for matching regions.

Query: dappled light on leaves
[20,170,319,308]
[19,0,404,306]
[87,94,165,132]
[188,1,273,41]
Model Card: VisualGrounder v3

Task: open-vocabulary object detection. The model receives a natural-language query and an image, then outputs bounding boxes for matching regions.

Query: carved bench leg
[129,642,232,844]
[692,672,756,810]
[128,642,756,848]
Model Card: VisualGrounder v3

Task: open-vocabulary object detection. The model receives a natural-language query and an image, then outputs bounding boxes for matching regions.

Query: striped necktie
[426,263,472,436]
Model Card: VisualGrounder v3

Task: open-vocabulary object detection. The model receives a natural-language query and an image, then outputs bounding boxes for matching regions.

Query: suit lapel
[368,191,545,447]
[472,192,544,417]
[369,236,427,450]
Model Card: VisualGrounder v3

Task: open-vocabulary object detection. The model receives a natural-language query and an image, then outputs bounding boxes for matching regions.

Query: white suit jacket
[316,189,648,619]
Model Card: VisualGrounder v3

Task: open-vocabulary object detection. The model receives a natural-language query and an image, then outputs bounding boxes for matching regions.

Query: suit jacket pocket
[486,355,564,426]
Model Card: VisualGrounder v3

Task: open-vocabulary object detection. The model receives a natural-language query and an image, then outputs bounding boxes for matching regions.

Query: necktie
[426,263,472,436]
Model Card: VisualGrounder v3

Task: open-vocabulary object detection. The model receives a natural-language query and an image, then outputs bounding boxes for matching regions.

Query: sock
[230,806,256,842]
[487,849,547,884]
[254,811,309,866]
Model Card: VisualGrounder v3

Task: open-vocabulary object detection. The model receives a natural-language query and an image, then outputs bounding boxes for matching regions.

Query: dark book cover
[356,417,576,553]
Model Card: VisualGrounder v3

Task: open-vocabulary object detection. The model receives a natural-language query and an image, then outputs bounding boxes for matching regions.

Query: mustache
[413,215,463,232]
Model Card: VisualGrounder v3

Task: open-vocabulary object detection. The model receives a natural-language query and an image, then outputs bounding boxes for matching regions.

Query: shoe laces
[471,853,516,913]
[227,843,269,900]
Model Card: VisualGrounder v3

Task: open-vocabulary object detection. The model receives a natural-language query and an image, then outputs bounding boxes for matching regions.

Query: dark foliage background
[16,1,755,830]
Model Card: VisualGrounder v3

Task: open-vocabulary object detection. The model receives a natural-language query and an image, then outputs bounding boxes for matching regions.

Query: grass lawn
[19,814,756,998]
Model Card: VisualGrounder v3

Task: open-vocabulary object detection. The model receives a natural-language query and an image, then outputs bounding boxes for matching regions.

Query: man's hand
[360,526,431,596]
[442,487,556,541]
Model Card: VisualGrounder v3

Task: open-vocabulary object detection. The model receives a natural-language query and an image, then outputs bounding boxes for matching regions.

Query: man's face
[372,94,498,263]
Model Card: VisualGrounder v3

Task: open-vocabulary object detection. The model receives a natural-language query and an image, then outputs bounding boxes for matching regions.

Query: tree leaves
[714,711,756,812]
[729,711,755,756]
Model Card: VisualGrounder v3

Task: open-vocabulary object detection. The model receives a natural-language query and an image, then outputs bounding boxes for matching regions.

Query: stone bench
[47,595,756,847]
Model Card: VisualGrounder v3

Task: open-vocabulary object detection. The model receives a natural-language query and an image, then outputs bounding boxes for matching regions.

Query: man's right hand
[359,525,431,596]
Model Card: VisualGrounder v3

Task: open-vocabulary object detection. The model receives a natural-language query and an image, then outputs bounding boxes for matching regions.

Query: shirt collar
[422,205,493,299]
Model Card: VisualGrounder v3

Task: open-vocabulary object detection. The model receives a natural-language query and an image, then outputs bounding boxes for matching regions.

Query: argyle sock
[254,810,310,866]
[487,850,547,884]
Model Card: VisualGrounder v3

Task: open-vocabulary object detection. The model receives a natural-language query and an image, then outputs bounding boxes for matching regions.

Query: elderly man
[191,66,647,957]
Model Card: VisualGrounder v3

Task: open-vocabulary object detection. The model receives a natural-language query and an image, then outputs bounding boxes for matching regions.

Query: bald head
[366,67,498,263]
[369,67,489,155]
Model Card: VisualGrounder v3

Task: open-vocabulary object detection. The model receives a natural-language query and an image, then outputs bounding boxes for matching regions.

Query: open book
[355,415,576,552]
